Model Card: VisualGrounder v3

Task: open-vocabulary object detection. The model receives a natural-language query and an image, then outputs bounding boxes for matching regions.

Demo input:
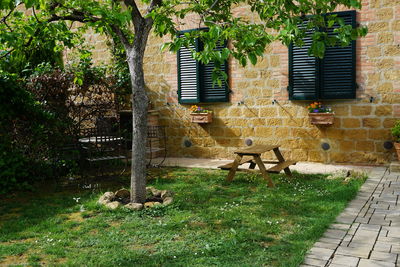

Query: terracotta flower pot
[394,142,400,161]
[190,112,212,123]
[308,113,334,125]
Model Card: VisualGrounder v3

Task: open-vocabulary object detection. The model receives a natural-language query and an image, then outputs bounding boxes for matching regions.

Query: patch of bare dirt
[1,238,37,246]
[65,212,85,223]
[0,254,29,266]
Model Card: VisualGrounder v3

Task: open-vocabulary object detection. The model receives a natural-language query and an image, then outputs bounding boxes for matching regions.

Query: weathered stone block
[339,141,355,152]
[342,118,361,128]
[368,22,389,33]
[292,149,308,161]
[270,55,280,67]
[392,20,400,31]
[334,106,350,116]
[242,128,255,136]
[384,45,400,56]
[330,152,351,163]
[325,129,346,139]
[376,8,394,20]
[377,82,394,94]
[367,46,381,58]
[346,129,368,140]
[255,127,274,137]
[383,70,400,81]
[382,94,400,104]
[351,106,372,116]
[228,108,241,117]
[368,129,391,140]
[375,105,393,116]
[215,138,231,146]
[259,107,278,117]
[362,118,381,128]
[224,128,241,137]
[377,32,394,44]
[383,118,397,128]
[210,127,224,136]
[266,118,283,126]
[377,59,395,69]
[356,141,376,152]
[308,151,323,162]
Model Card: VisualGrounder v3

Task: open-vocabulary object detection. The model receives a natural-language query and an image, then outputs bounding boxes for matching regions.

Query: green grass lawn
[0,168,365,267]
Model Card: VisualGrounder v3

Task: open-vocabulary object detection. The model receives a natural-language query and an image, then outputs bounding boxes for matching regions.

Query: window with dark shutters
[288,10,356,100]
[177,30,229,104]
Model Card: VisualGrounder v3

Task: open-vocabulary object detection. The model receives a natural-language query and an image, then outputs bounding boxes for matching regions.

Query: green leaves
[0,0,367,81]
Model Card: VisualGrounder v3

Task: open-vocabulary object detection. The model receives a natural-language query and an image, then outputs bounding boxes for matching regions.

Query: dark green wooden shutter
[320,10,356,99]
[289,24,318,100]
[200,41,229,102]
[288,11,356,100]
[178,37,200,104]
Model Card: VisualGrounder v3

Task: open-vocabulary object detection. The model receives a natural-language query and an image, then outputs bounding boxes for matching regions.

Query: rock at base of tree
[98,188,173,210]
[144,202,156,208]
[105,201,121,210]
[125,203,144,211]
[115,188,130,203]
[115,188,130,198]
[147,186,162,197]
[161,190,172,199]
[98,192,115,205]
[163,197,173,205]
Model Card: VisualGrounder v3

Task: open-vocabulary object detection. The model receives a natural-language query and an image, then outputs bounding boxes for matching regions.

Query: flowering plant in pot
[307,102,334,125]
[391,120,400,160]
[189,105,212,123]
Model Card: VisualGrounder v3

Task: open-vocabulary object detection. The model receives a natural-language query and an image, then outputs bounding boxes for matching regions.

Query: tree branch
[48,11,101,24]
[109,24,132,49]
[49,10,132,49]
[123,0,143,29]
[147,0,163,14]
[144,0,162,26]
[1,6,16,32]
[0,49,15,60]
[32,6,41,24]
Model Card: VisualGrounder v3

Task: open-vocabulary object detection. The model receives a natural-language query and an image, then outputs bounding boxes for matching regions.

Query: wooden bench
[218,144,297,187]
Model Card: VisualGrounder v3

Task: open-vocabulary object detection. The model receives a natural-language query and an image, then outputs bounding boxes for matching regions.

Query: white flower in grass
[73,197,80,203]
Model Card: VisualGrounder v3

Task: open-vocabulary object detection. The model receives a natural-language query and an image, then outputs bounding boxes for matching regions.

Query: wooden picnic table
[218,144,296,187]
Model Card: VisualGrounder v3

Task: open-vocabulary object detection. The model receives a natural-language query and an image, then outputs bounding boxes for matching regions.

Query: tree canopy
[1,0,367,70]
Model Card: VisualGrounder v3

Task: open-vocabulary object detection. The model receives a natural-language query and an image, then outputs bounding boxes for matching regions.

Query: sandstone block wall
[91,1,400,165]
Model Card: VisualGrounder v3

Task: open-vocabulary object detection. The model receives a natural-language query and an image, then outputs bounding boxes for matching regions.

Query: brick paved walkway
[302,168,400,267]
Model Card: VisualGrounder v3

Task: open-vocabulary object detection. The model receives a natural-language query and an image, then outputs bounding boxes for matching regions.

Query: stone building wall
[94,1,400,164]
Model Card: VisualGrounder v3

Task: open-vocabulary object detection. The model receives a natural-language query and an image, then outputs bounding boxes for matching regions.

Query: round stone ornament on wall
[245,138,253,146]
[182,137,192,148]
[321,142,330,151]
[383,141,393,150]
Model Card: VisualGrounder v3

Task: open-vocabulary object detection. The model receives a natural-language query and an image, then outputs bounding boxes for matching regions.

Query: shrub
[0,72,56,193]
[391,120,400,143]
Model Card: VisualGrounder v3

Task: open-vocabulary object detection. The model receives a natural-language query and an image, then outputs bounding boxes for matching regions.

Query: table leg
[273,148,292,177]
[249,161,256,169]
[253,155,274,187]
[225,154,243,182]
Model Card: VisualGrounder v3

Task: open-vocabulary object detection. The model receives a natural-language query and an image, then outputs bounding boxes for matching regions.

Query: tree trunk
[126,25,152,203]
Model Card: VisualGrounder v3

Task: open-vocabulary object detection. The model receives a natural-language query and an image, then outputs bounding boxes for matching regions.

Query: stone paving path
[301,168,400,267]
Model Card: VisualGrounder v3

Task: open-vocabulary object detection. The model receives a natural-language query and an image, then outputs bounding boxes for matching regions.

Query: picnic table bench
[218,144,297,187]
